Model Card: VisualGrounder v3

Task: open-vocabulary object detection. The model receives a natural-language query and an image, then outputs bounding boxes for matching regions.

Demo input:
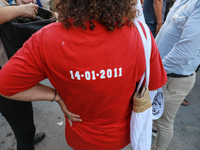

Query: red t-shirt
[0,21,167,150]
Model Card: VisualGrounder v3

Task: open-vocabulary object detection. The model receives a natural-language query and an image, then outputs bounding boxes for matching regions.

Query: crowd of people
[0,0,199,150]
[142,0,200,149]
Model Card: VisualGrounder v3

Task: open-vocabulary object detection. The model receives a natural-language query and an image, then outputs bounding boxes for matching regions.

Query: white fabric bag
[134,0,164,121]
[130,20,152,150]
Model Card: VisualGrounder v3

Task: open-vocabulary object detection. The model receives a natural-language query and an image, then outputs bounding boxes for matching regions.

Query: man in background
[151,0,200,149]
[143,0,166,37]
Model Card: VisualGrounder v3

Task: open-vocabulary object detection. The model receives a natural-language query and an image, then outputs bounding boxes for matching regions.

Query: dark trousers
[0,95,35,150]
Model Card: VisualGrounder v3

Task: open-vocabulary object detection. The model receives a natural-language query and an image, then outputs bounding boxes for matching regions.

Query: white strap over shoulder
[134,20,152,91]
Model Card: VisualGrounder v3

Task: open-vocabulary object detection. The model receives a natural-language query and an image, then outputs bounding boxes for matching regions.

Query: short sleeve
[0,31,47,96]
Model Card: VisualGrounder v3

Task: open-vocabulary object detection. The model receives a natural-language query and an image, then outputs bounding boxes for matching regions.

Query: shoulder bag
[130,20,152,150]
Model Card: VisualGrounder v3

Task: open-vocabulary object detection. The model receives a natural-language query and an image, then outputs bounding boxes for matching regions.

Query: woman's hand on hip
[55,95,82,127]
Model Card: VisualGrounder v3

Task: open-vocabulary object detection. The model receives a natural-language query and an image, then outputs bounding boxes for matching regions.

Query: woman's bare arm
[1,83,82,126]
[2,83,58,101]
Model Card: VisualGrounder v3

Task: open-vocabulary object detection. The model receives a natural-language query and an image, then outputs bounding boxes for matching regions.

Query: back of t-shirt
[0,21,167,149]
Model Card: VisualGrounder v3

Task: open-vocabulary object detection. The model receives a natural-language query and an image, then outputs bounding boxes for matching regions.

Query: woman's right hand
[17,4,39,19]
[55,94,82,127]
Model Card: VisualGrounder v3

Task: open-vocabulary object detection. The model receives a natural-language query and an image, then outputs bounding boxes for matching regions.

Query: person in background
[143,0,166,37]
[0,0,167,149]
[151,0,200,149]
[0,1,45,149]
[164,0,175,21]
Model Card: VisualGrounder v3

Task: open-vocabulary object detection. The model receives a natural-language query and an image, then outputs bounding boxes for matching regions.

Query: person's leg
[152,121,158,137]
[0,96,35,150]
[181,99,189,106]
[151,73,196,150]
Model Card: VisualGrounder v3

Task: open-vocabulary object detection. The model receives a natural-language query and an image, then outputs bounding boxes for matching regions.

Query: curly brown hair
[56,0,138,31]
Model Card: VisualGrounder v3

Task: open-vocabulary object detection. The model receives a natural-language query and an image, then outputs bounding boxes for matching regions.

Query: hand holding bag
[130,20,152,150]
[0,6,56,59]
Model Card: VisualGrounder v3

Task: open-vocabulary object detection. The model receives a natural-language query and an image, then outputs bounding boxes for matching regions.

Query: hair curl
[56,0,138,31]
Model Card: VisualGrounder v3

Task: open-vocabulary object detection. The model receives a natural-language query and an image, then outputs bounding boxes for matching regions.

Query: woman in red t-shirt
[0,0,167,149]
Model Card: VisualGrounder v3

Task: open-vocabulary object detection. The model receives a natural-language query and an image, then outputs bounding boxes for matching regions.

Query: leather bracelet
[51,89,57,102]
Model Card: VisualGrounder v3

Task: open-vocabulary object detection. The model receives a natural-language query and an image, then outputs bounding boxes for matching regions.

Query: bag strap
[134,20,152,91]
